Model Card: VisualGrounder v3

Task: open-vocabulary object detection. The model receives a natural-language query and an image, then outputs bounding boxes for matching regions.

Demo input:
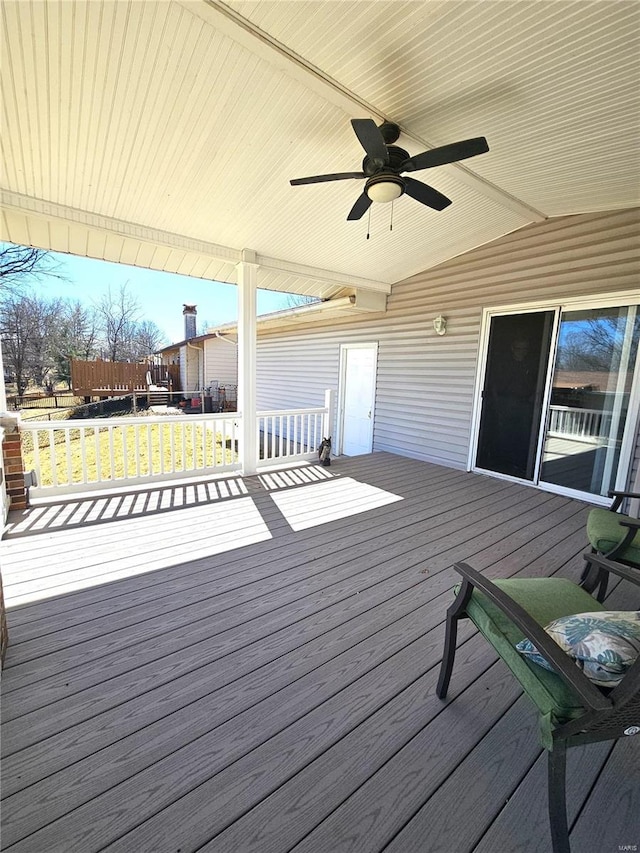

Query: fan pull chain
[366,205,371,240]
[390,200,394,232]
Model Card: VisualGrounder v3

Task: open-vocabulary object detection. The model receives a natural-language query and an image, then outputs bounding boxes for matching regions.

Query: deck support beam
[237,251,258,475]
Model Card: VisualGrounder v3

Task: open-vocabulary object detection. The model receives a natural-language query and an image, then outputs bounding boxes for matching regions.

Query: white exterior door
[339,343,378,456]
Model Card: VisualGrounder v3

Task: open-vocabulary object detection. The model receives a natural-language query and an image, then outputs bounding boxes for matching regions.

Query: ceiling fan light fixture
[366,175,404,203]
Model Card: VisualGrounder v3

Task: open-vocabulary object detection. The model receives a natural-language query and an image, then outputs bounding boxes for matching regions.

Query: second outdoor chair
[437,553,640,853]
[581,489,640,601]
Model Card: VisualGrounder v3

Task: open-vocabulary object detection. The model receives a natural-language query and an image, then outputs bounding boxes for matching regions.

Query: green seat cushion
[587,508,640,565]
[464,577,606,748]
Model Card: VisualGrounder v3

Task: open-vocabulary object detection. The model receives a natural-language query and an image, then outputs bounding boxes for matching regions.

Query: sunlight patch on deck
[270,477,403,531]
[1,497,271,607]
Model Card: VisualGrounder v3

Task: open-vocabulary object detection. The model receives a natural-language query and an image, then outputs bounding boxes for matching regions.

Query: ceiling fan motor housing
[362,145,410,176]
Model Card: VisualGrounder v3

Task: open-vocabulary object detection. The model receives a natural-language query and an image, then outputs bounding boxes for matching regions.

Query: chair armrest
[607,490,640,511]
[608,490,640,500]
[582,552,640,587]
[618,517,640,531]
[453,562,611,711]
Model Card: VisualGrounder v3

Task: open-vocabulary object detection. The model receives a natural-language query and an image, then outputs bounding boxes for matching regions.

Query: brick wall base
[2,421,27,511]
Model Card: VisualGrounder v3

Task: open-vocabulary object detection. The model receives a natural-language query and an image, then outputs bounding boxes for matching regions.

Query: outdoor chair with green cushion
[581,489,640,602]
[437,553,640,853]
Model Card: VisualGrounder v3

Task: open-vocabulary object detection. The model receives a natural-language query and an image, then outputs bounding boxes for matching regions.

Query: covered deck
[1,452,638,852]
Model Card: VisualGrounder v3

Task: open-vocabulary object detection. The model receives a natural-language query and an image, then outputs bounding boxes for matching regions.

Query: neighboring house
[157,305,239,397]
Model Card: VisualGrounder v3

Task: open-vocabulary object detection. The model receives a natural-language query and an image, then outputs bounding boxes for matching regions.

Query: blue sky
[16,249,296,344]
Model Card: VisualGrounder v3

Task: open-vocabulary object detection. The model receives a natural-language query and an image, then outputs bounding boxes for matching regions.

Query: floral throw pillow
[516,611,640,688]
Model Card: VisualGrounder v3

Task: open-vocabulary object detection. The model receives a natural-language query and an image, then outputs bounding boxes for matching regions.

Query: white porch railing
[19,393,334,497]
[257,406,327,468]
[21,413,242,498]
[547,405,612,443]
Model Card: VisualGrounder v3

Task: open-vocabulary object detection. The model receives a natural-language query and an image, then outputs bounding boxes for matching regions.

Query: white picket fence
[20,401,330,497]
[547,405,612,443]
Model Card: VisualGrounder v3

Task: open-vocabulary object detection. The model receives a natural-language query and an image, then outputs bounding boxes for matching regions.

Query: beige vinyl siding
[257,336,340,436]
[180,344,202,394]
[256,208,640,473]
[203,337,238,387]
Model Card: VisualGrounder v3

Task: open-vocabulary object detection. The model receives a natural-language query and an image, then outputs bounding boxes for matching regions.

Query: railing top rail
[549,405,612,416]
[257,407,327,417]
[19,412,242,431]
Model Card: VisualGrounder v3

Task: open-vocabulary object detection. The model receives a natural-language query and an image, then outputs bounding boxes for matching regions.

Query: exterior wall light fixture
[433,315,447,336]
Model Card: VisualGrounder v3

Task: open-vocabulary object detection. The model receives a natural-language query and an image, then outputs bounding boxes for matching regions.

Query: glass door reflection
[540,306,640,497]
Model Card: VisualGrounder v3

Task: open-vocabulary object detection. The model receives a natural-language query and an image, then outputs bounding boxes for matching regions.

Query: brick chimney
[183,304,197,340]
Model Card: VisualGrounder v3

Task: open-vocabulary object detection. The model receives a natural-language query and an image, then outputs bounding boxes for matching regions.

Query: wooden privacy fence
[70,360,179,396]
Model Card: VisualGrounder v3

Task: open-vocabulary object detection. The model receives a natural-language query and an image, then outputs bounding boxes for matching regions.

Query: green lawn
[22,421,238,487]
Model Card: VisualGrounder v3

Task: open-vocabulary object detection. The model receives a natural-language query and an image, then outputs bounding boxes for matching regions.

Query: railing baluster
[146,423,152,476]
[94,426,101,483]
[49,429,58,488]
[65,429,72,486]
[108,426,115,482]
[134,424,140,478]
[33,427,42,486]
[79,427,88,485]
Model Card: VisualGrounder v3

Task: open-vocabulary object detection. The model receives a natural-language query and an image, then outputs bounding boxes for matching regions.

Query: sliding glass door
[539,305,640,497]
[474,301,640,501]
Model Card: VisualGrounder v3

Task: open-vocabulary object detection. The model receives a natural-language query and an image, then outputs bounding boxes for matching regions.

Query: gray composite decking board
[569,738,640,853]
[3,489,582,729]
[2,479,558,695]
[4,468,504,657]
[2,492,588,760]
[1,454,630,853]
[3,507,597,792]
[3,460,469,630]
[4,480,560,680]
[201,633,502,853]
[258,666,524,853]
[57,641,522,853]
[381,693,542,853]
[2,460,479,612]
[1,498,282,601]
[3,610,476,851]
[471,742,614,853]
[3,570,462,796]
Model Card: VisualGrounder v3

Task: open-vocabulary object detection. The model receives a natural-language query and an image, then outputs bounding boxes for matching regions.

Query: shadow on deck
[1,452,638,852]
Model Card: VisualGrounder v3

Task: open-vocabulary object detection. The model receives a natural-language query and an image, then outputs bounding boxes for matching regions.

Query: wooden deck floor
[1,452,638,853]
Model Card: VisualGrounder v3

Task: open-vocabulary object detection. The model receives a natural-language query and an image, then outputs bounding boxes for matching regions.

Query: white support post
[237,250,258,475]
[0,337,7,414]
[323,389,335,441]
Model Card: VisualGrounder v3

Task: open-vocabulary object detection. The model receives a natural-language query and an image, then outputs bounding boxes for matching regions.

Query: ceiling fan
[290,119,489,220]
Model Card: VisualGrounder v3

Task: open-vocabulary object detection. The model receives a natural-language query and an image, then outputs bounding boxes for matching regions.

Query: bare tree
[52,301,100,388]
[285,293,321,309]
[130,319,167,360]
[94,282,140,361]
[0,243,63,293]
[25,296,66,391]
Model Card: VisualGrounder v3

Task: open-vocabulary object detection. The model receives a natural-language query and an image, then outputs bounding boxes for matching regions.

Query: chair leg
[436,579,473,699]
[548,741,571,853]
[580,548,610,601]
[436,610,459,699]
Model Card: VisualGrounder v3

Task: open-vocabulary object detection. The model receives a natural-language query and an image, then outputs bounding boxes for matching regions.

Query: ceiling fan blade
[404,177,452,211]
[401,137,489,172]
[290,172,365,186]
[351,119,389,167]
[347,192,373,221]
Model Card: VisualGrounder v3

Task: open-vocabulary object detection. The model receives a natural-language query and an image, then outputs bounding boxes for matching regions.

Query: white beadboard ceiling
[1,0,639,297]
